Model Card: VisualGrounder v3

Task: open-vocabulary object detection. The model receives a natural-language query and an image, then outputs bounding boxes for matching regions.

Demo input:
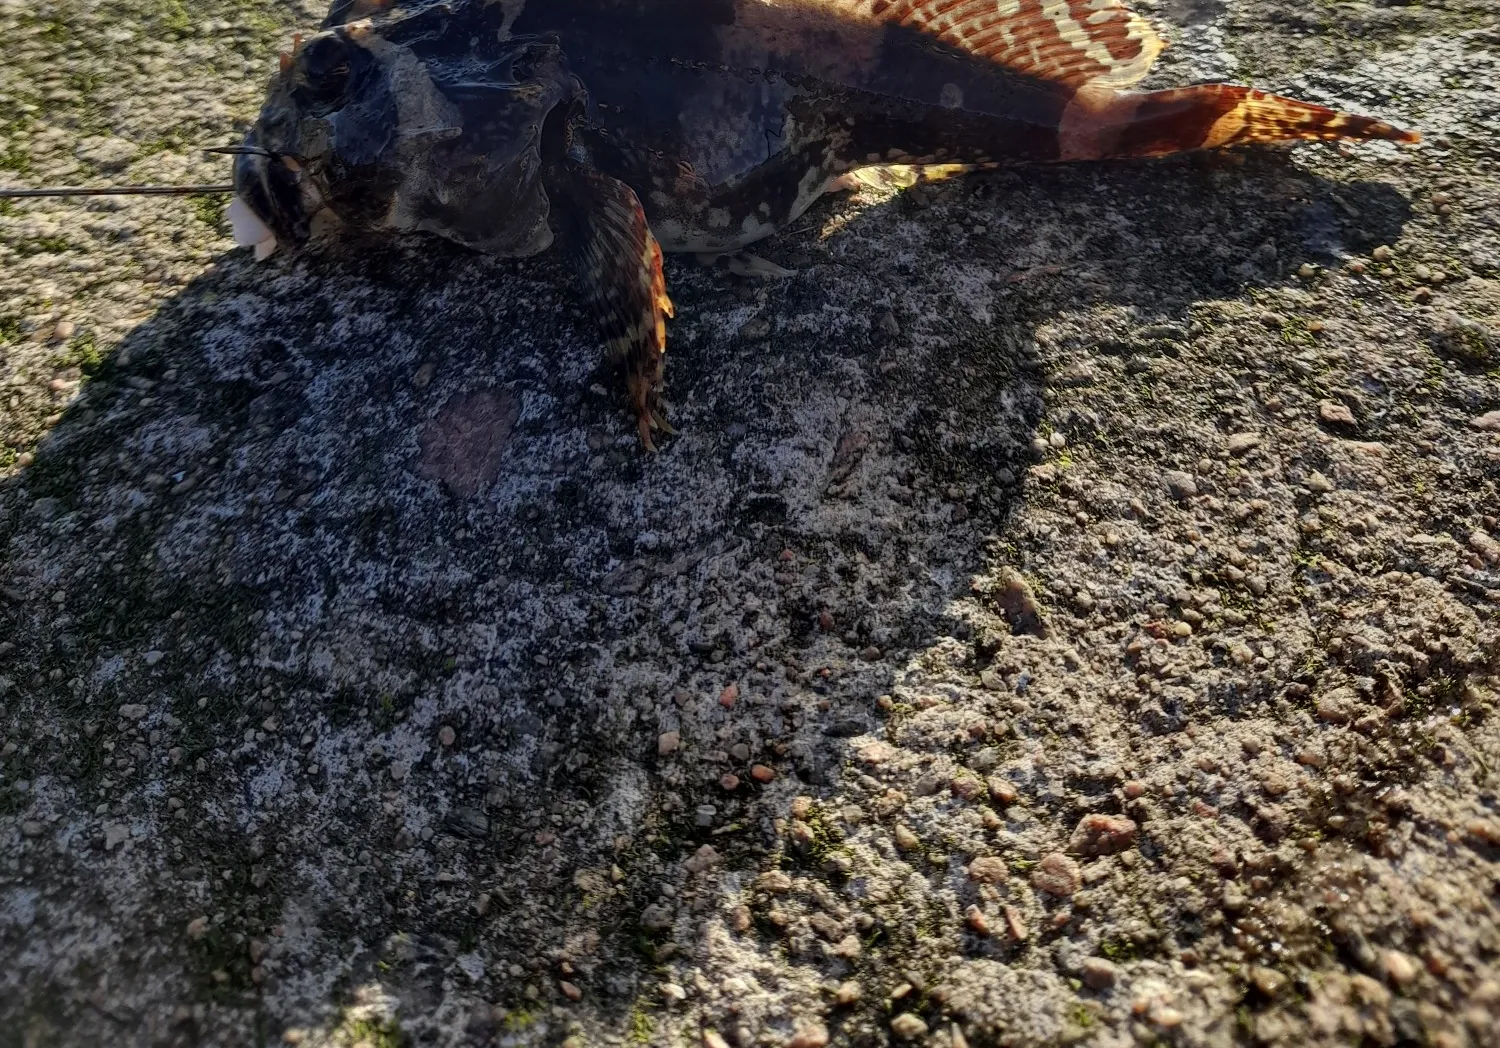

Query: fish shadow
[0,146,1411,1038]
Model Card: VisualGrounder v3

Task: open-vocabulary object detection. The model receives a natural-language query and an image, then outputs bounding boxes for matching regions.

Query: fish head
[234,6,580,260]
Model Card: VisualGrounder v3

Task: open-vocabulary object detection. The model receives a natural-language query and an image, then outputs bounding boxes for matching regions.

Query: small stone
[104,824,130,850]
[186,916,210,940]
[891,1014,928,1041]
[860,645,883,662]
[683,844,720,875]
[1081,957,1119,990]
[894,825,921,852]
[559,980,582,1001]
[1069,814,1138,857]
[1471,819,1500,847]
[1470,531,1500,565]
[1031,852,1081,896]
[1250,967,1288,997]
[1318,400,1357,428]
[438,725,456,747]
[756,870,794,893]
[1316,687,1358,725]
[720,773,740,791]
[658,731,680,756]
[703,1033,732,1048]
[52,320,77,342]
[750,764,776,783]
[835,981,862,1006]
[1150,1006,1183,1028]
[1372,245,1394,262]
[1470,410,1500,431]
[1383,950,1419,985]
[966,855,1009,883]
[1004,906,1029,941]
[964,905,992,936]
[738,314,772,340]
[1226,433,1260,456]
[787,1023,829,1048]
[992,568,1045,636]
[20,820,44,837]
[1162,470,1197,500]
[987,776,1018,805]
[639,904,674,931]
[117,704,148,721]
[1306,471,1335,493]
[411,361,436,388]
[719,682,739,708]
[949,775,983,801]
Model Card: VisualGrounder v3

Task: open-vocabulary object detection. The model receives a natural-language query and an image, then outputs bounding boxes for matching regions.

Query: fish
[231,0,1418,450]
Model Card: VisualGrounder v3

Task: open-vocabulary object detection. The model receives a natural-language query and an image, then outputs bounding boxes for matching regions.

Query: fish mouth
[230,132,321,257]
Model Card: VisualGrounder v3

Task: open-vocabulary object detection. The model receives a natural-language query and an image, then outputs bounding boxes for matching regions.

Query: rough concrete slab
[2,1,1498,1046]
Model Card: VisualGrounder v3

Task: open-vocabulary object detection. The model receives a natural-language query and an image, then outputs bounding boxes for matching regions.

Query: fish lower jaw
[227,195,279,261]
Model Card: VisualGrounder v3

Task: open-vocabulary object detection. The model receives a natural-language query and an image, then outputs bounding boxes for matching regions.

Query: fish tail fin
[1061,83,1420,161]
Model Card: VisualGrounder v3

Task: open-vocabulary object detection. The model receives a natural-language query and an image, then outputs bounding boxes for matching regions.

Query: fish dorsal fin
[858,0,1166,90]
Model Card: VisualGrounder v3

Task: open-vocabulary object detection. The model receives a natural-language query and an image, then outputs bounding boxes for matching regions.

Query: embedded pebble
[966,855,1009,883]
[1031,852,1081,896]
[1250,967,1288,997]
[1081,957,1119,989]
[1162,470,1197,500]
[965,905,991,936]
[1069,814,1138,857]
[1226,433,1260,456]
[1319,400,1357,427]
[1383,950,1419,985]
[786,1023,829,1048]
[890,1014,928,1040]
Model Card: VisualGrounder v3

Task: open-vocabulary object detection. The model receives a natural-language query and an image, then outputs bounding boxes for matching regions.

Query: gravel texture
[3,1,1499,1046]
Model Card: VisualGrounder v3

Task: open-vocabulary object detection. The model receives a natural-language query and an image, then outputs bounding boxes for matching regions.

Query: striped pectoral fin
[556,166,676,451]
[1060,84,1420,161]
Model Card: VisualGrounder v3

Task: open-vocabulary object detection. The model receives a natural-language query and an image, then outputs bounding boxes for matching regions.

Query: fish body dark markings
[235,0,1418,449]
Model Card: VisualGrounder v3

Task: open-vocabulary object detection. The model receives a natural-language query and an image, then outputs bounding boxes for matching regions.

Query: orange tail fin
[1062,84,1420,161]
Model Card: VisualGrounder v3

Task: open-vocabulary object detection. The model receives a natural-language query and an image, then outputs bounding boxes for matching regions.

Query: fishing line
[0,184,235,199]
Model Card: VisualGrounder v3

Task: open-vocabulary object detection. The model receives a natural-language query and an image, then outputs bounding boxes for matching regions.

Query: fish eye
[297,35,353,103]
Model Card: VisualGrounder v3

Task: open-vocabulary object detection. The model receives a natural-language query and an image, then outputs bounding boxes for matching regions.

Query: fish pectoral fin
[553,164,674,452]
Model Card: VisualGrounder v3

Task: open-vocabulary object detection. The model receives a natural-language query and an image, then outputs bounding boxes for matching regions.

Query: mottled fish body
[234,0,1417,447]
